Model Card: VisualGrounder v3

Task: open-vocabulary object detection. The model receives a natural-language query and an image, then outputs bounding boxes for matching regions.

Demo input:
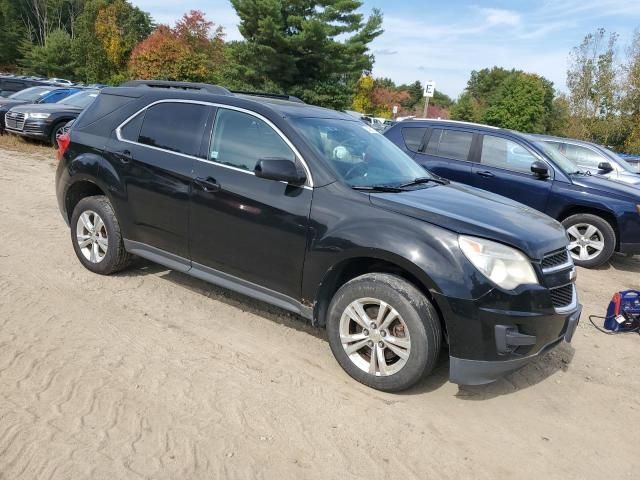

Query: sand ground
[0,146,639,479]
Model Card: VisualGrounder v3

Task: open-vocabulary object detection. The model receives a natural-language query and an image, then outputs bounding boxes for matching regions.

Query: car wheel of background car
[326,273,441,392]
[562,213,616,268]
[50,121,66,146]
[70,195,132,275]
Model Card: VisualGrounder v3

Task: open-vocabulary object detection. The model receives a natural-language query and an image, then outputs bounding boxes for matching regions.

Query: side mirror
[598,161,614,172]
[531,160,549,177]
[255,158,306,185]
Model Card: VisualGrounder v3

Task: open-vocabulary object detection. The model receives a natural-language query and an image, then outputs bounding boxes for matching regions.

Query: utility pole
[422,80,435,118]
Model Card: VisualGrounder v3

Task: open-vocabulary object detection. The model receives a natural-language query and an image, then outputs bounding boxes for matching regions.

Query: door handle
[118,150,132,164]
[195,177,221,193]
[476,170,495,178]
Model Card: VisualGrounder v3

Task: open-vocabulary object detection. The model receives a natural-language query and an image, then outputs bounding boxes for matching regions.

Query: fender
[57,151,121,225]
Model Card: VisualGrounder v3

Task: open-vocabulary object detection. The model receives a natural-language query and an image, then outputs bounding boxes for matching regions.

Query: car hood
[9,103,83,115]
[0,99,27,111]
[569,174,640,200]
[370,182,567,260]
[616,171,640,186]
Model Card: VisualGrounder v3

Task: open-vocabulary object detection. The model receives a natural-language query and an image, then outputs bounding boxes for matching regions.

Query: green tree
[450,91,480,122]
[483,73,548,132]
[72,0,152,83]
[20,29,76,77]
[0,0,26,68]
[230,0,383,108]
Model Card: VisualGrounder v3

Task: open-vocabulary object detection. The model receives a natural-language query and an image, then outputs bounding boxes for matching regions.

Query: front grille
[5,111,25,131]
[550,284,574,309]
[541,249,570,270]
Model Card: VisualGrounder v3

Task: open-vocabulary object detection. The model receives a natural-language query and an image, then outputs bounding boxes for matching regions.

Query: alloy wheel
[75,210,108,263]
[339,297,411,376]
[566,223,605,262]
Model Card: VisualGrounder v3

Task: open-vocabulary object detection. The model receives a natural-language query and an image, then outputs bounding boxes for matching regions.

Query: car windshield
[602,146,637,173]
[291,117,430,188]
[527,138,580,174]
[9,87,55,101]
[58,90,98,108]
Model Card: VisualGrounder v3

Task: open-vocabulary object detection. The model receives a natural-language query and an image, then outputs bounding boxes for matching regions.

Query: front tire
[70,195,132,275]
[562,213,616,268]
[326,273,441,392]
[50,121,66,146]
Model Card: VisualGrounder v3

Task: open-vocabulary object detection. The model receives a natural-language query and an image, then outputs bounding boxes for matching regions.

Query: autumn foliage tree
[128,10,224,82]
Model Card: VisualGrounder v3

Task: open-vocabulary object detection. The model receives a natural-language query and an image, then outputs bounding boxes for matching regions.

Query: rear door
[471,134,552,212]
[412,127,476,183]
[109,101,212,258]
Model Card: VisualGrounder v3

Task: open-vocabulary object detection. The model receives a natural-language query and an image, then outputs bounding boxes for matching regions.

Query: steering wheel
[344,161,368,180]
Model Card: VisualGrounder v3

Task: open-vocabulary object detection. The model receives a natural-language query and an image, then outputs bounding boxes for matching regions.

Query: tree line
[1,2,639,152]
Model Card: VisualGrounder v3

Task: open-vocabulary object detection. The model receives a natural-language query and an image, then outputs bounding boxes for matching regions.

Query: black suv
[55,81,581,392]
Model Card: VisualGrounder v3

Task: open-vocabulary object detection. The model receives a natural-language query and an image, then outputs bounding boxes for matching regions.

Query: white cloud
[481,8,521,27]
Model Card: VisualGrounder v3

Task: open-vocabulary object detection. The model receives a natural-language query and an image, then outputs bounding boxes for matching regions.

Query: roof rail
[121,80,232,96]
[231,90,305,104]
[408,118,500,130]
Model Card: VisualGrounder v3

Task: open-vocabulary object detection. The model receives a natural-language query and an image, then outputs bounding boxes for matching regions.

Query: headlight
[27,112,50,119]
[459,235,538,290]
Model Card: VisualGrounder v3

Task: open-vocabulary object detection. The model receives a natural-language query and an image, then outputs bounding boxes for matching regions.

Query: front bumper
[449,306,581,385]
[432,280,582,385]
[5,120,49,140]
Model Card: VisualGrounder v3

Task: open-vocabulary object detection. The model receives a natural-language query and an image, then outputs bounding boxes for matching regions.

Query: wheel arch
[64,178,109,223]
[312,253,445,335]
[557,206,619,249]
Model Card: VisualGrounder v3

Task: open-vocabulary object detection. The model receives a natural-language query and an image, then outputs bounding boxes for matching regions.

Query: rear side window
[481,135,537,174]
[209,108,295,171]
[401,127,427,152]
[120,111,145,141]
[425,128,473,161]
[564,144,605,168]
[138,102,209,158]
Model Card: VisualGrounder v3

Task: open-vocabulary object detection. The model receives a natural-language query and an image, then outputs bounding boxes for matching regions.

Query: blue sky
[130,0,640,98]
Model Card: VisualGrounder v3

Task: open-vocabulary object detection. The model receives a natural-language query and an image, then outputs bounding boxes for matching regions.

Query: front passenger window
[209,108,295,171]
[481,135,537,174]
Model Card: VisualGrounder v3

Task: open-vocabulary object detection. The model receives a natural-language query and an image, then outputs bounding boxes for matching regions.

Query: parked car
[0,86,80,132]
[55,80,580,392]
[618,153,640,173]
[48,78,74,86]
[0,75,50,97]
[533,134,640,185]
[5,89,99,145]
[384,119,640,267]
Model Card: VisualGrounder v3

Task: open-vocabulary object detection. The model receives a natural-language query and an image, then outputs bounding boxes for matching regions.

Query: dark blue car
[384,119,640,267]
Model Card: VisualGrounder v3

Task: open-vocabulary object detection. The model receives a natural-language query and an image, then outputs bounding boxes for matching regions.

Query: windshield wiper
[351,185,405,193]
[399,176,449,188]
[570,170,591,176]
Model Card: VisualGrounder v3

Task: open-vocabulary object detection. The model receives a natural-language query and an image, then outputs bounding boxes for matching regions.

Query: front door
[471,134,553,213]
[189,107,312,300]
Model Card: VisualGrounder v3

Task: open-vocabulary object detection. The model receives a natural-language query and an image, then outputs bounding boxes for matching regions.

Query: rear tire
[326,273,441,392]
[70,195,132,275]
[562,213,616,268]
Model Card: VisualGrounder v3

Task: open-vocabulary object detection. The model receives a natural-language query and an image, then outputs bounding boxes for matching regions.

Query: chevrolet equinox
[55,81,581,392]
